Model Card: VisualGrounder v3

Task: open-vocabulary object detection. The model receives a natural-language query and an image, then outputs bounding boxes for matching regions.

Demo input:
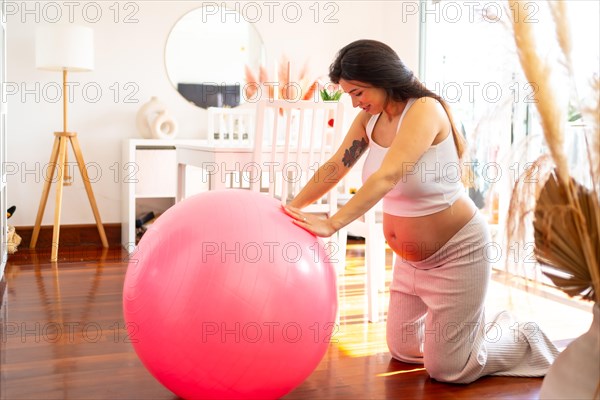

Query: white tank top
[361,98,464,217]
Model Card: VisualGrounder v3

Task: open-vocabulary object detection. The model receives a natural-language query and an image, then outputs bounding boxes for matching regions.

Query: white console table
[121,139,205,252]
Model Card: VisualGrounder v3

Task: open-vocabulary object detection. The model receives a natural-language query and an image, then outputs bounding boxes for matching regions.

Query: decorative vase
[136,97,178,140]
[539,303,600,399]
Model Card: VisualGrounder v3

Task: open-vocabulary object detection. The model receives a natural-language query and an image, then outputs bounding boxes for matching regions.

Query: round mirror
[165,6,266,109]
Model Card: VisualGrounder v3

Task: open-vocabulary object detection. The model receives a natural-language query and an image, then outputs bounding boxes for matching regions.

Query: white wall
[6,1,419,226]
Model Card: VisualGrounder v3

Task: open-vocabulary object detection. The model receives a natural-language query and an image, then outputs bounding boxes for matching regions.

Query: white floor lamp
[30,25,108,262]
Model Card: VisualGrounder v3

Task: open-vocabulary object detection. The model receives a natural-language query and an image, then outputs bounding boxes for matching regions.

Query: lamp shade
[35,25,94,72]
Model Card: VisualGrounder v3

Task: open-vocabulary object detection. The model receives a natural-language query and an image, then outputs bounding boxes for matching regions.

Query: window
[422,0,599,275]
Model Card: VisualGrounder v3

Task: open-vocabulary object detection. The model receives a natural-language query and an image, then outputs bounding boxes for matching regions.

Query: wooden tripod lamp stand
[30,25,108,262]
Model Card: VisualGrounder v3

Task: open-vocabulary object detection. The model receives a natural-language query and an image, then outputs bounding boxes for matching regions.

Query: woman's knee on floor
[424,355,480,384]
[387,325,423,363]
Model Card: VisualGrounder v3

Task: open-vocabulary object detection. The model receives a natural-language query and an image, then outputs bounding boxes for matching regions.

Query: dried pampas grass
[509,0,569,186]
[506,154,554,261]
[506,2,599,397]
[244,64,271,100]
[534,172,600,301]
[508,0,600,304]
[548,1,573,70]
[582,76,600,193]
[244,55,320,102]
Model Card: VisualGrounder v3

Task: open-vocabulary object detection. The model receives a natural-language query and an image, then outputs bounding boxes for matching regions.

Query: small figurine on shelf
[6,206,21,255]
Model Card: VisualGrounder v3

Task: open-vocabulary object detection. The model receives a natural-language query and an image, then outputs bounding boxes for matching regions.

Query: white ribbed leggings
[386,212,559,384]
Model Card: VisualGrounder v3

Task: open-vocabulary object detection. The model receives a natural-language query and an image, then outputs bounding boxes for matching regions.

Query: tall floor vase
[540,303,600,399]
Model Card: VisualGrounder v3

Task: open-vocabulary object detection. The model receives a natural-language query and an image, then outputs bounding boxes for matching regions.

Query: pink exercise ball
[123,189,338,399]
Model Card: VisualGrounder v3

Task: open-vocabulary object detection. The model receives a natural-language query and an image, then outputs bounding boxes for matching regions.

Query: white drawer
[134,149,177,197]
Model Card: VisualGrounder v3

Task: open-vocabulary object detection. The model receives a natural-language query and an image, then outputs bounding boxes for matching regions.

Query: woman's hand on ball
[283,205,337,237]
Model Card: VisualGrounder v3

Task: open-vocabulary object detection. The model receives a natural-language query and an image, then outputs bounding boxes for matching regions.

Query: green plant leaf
[320,89,342,101]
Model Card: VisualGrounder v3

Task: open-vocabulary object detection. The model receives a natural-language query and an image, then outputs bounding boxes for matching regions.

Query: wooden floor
[0,242,592,399]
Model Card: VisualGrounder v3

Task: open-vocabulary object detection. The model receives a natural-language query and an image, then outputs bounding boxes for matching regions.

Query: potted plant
[507,1,599,398]
[319,87,343,102]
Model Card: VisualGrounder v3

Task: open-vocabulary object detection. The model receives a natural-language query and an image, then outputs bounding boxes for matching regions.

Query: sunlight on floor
[376,368,427,377]
[487,274,593,347]
[334,245,593,358]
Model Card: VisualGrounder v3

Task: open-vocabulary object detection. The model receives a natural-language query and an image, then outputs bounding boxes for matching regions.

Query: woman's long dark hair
[329,39,467,163]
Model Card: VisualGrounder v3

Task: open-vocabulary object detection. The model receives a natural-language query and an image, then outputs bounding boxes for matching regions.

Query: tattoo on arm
[342,138,368,168]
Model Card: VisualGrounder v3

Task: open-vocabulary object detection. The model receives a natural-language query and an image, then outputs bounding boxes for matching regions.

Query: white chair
[205,106,257,189]
[250,99,397,324]
[251,99,347,267]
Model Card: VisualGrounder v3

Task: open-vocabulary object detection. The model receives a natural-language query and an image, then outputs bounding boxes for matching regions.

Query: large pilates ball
[123,189,338,399]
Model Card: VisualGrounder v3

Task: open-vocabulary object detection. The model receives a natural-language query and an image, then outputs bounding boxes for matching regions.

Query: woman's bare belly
[383,195,478,261]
